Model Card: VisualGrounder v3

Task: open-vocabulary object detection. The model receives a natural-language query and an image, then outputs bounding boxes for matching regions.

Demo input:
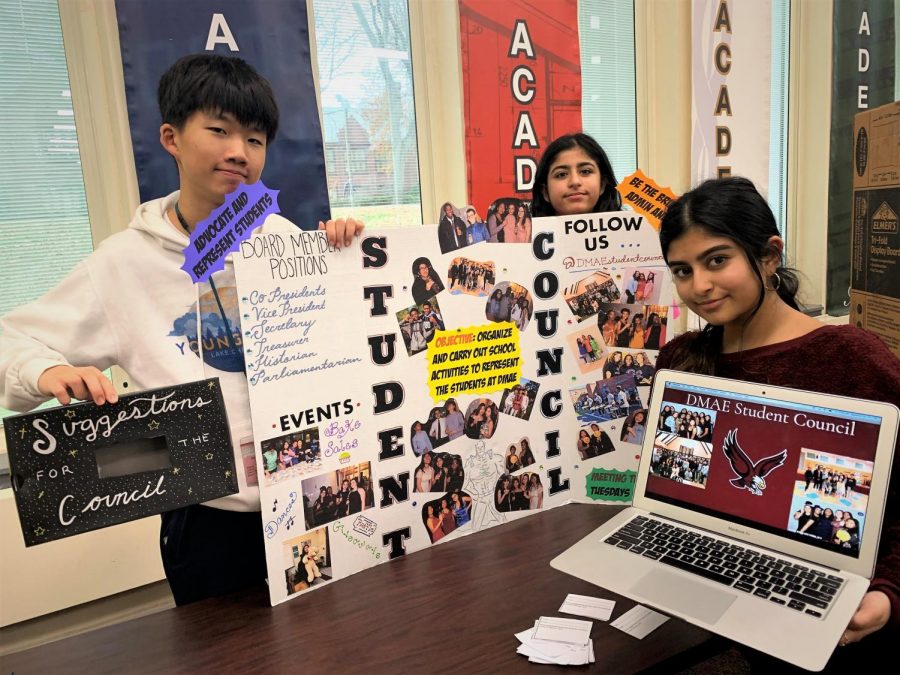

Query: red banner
[459,0,581,211]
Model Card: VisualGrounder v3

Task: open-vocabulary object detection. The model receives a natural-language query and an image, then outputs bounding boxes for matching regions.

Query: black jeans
[160,504,267,606]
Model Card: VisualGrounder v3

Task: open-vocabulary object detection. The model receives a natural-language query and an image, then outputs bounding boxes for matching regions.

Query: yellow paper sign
[616,169,678,230]
[426,322,522,402]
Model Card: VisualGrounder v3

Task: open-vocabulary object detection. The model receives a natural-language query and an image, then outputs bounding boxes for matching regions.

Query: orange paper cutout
[615,169,678,231]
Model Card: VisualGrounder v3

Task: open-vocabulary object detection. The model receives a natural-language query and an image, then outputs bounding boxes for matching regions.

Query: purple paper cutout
[181,181,281,283]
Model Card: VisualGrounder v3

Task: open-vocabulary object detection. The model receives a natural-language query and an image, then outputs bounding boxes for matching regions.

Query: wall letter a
[206,13,239,51]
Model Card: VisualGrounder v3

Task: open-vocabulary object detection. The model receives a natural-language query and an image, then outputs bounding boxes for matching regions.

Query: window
[0,0,94,421]
[579,0,638,183]
[312,0,422,228]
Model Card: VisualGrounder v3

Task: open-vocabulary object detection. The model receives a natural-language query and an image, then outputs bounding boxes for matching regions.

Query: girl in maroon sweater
[656,177,900,667]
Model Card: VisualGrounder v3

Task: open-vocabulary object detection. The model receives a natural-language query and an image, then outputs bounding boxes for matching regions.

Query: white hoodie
[1,191,290,511]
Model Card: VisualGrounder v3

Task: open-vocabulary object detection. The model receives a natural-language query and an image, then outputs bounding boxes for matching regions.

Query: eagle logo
[721,429,787,496]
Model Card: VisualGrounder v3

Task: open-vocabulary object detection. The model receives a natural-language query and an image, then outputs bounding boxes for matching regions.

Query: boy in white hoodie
[0,53,361,604]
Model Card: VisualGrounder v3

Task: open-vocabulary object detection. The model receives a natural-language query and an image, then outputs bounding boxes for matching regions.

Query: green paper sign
[585,468,636,502]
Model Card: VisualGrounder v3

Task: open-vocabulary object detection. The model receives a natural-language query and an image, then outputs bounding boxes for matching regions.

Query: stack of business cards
[515,616,595,665]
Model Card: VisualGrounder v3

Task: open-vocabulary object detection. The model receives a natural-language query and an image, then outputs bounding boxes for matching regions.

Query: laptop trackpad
[629,570,736,625]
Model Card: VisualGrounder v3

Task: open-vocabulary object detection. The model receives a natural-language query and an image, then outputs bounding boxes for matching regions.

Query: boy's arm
[1,262,119,411]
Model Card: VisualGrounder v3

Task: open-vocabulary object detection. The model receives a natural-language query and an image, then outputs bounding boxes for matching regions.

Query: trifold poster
[233,212,673,605]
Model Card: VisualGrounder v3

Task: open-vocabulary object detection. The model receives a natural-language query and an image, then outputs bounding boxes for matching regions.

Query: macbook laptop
[552,369,898,671]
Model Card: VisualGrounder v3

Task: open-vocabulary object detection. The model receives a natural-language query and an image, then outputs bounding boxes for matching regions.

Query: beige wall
[1,0,841,625]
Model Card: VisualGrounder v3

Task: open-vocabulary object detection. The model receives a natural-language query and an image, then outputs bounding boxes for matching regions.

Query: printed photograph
[619,409,649,446]
[621,267,666,305]
[601,350,656,385]
[563,270,621,321]
[485,281,533,331]
[569,373,641,424]
[411,398,467,454]
[464,398,500,440]
[422,489,475,543]
[283,526,332,596]
[260,427,322,486]
[447,256,495,296]
[485,197,532,244]
[301,461,374,529]
[786,449,873,555]
[576,423,616,460]
[565,326,607,374]
[397,297,445,357]
[504,437,536,473]
[437,201,469,253]
[656,402,717,443]
[463,205,491,245]
[498,378,540,420]
[649,432,712,489]
[410,256,445,305]
[597,303,668,350]
[413,451,465,493]
[494,472,544,512]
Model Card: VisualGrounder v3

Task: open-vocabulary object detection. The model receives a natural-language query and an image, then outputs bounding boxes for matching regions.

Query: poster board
[4,379,237,546]
[851,100,900,357]
[233,215,673,605]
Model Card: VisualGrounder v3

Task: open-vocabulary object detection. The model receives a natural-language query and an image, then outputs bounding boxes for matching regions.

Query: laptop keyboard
[605,515,845,619]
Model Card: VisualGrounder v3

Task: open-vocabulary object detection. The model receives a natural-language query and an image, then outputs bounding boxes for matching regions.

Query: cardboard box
[851,100,900,358]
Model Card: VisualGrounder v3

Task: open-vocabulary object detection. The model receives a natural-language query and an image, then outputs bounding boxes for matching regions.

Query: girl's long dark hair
[659,177,801,374]
[531,133,620,216]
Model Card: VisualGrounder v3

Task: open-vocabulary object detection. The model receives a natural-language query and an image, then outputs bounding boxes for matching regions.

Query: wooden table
[2,504,723,673]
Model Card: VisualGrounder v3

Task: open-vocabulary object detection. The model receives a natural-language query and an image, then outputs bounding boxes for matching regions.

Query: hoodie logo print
[169,284,245,373]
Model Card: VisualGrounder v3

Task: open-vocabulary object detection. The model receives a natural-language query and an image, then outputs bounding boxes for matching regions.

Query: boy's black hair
[157,53,279,142]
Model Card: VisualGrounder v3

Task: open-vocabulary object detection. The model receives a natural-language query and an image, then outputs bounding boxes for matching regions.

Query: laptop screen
[644,382,883,560]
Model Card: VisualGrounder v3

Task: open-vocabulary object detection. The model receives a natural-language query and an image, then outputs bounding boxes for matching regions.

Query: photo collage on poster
[235,205,676,606]
[557,243,672,466]
[645,383,882,558]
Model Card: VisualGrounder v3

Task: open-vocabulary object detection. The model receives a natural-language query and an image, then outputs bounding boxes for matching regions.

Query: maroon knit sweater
[657,325,900,637]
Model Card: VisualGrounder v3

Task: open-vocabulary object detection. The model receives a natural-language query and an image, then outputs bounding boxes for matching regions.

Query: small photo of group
[498,378,540,420]
[649,432,712,489]
[495,472,544,512]
[413,451,465,493]
[260,427,322,485]
[464,397,500,440]
[619,408,649,446]
[397,297,445,357]
[787,449,873,555]
[485,197,532,244]
[448,257,495,296]
[283,526,332,596]
[422,489,474,543]
[656,402,716,443]
[597,303,668,350]
[485,281,533,331]
[601,350,655,385]
[621,267,666,305]
[576,423,616,460]
[565,326,607,375]
[411,398,467,453]
[504,437,536,473]
[563,270,621,321]
[301,461,374,529]
[569,373,642,424]
[410,256,446,305]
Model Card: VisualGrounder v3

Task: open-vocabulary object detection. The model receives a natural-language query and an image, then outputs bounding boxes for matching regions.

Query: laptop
[552,369,898,671]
